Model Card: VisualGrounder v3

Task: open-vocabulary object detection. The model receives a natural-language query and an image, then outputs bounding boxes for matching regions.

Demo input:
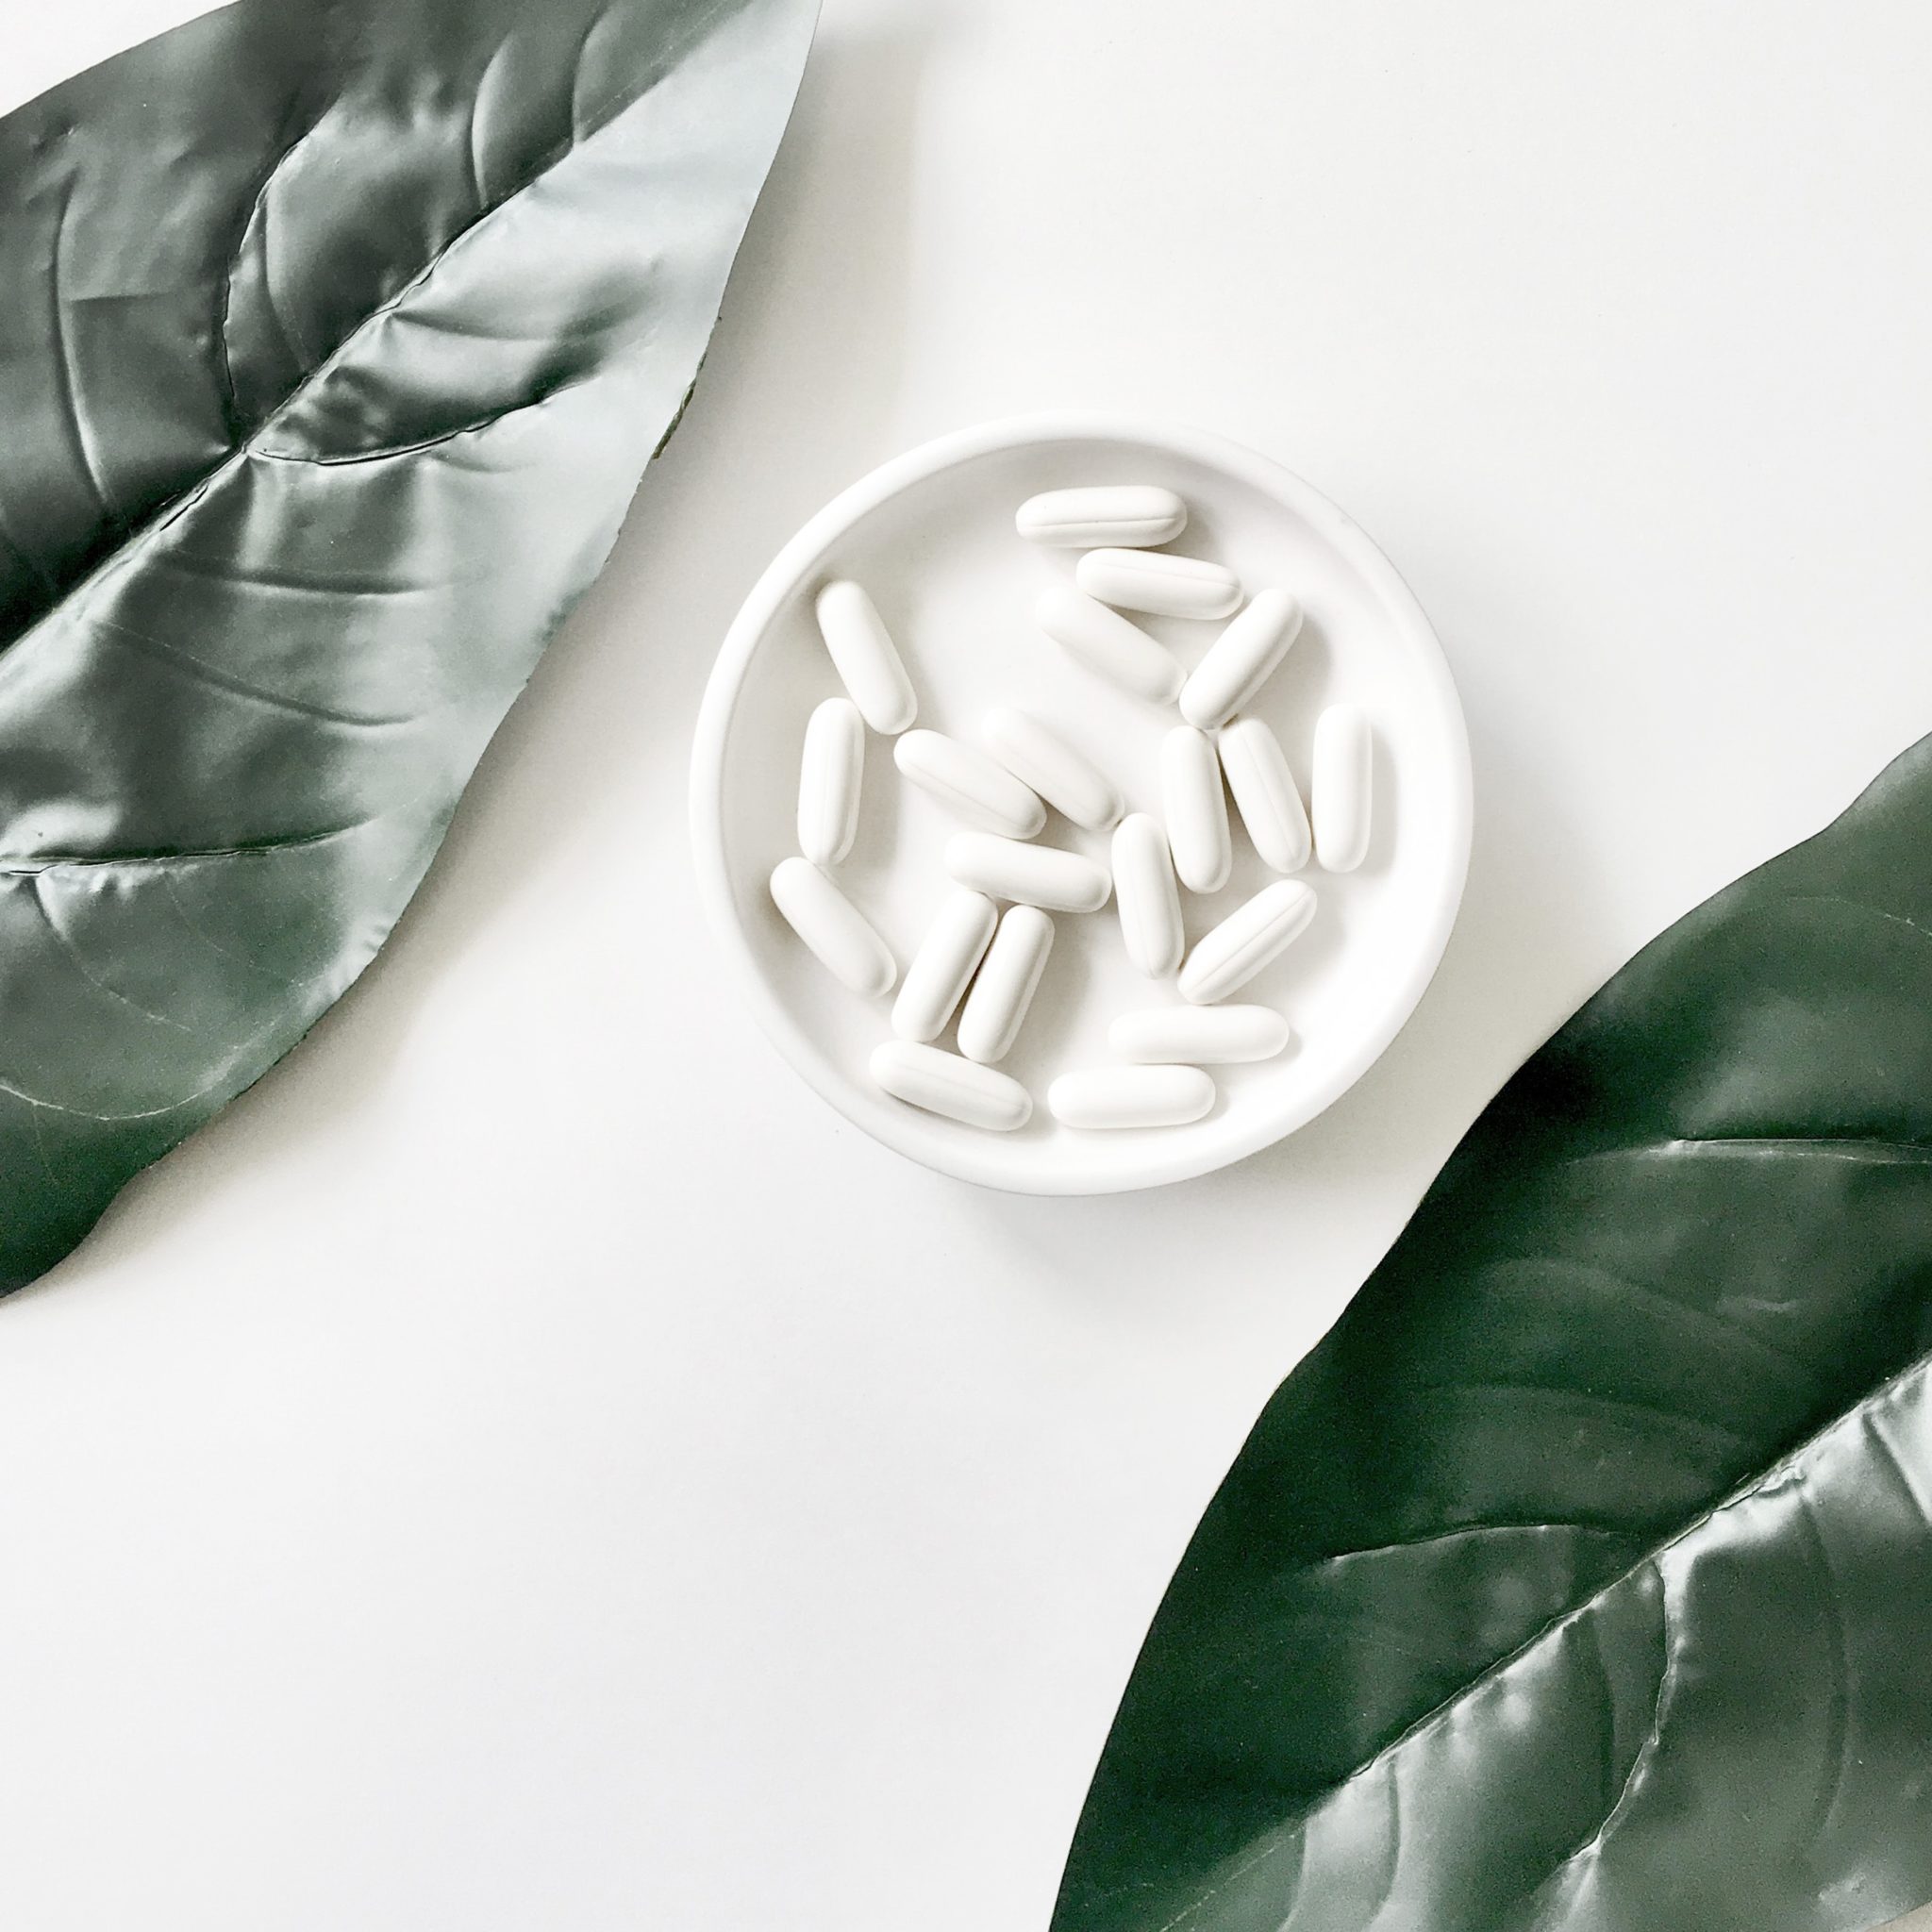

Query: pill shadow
[844,724,909,882]
[1259,873,1348,1002]
[1007,916,1098,1085]
[1250,608,1334,757]
[1358,726,1397,876]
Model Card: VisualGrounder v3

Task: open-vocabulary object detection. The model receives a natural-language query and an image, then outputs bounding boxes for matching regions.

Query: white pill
[1179,879,1317,1005]
[894,729,1045,839]
[1049,1065,1215,1130]
[1179,589,1305,729]
[891,890,998,1042]
[814,580,916,735]
[1074,549,1242,621]
[1035,588,1184,704]
[1015,485,1189,550]
[1312,704,1374,872]
[769,858,896,998]
[796,697,864,866]
[871,1040,1032,1132]
[1110,1005,1291,1065]
[946,831,1111,913]
[1160,725,1231,894]
[957,906,1055,1064]
[1111,814,1184,977]
[982,708,1123,831]
[1218,716,1311,874]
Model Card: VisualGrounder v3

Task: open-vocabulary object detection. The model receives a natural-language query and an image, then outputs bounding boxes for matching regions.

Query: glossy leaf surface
[0,0,814,1289]
[1056,736,1932,1932]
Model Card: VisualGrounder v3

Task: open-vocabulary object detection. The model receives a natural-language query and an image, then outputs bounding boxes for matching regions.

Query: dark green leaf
[1055,735,1932,1932]
[0,0,815,1290]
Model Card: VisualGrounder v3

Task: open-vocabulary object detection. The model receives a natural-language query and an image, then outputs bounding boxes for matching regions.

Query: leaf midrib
[1600,1132,1932,1162]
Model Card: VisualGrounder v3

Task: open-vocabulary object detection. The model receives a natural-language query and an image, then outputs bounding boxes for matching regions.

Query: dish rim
[689,410,1474,1195]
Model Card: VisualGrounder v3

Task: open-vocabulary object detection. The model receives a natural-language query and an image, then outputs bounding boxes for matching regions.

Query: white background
[5,3,1932,1927]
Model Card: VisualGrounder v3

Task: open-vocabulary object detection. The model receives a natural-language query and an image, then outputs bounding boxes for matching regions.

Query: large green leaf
[1055,734,1932,1932]
[0,0,814,1290]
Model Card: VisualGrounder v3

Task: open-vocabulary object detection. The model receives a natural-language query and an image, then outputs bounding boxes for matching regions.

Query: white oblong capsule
[891,890,998,1042]
[1218,716,1311,874]
[957,906,1055,1065]
[1179,879,1317,1005]
[1035,588,1184,704]
[1160,725,1231,894]
[796,697,864,866]
[946,831,1111,913]
[769,858,896,998]
[1109,1005,1291,1065]
[981,708,1124,831]
[1049,1065,1215,1130]
[1015,485,1189,550]
[1111,814,1184,978]
[1179,589,1305,730]
[871,1040,1032,1132]
[1074,548,1242,621]
[814,580,916,735]
[894,729,1045,839]
[1312,705,1374,873]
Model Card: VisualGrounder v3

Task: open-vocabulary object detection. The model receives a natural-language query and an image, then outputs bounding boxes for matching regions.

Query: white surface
[5,3,1932,1928]
[696,416,1470,1193]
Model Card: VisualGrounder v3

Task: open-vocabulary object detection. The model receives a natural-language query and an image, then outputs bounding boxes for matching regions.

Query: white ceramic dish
[690,415,1472,1194]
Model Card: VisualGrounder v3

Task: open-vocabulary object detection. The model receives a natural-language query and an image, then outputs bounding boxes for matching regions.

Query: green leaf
[1054,735,1932,1932]
[0,0,815,1290]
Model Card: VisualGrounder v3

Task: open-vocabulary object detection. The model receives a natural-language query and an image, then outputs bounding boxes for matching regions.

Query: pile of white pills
[768,483,1373,1135]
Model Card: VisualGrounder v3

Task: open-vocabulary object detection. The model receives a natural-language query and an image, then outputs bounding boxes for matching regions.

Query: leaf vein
[89,615,418,727]
[46,176,118,531]
[23,873,203,1039]
[1183,1350,1932,1913]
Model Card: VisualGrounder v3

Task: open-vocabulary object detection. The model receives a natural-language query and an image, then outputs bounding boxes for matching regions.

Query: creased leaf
[0,0,815,1290]
[1055,735,1932,1932]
